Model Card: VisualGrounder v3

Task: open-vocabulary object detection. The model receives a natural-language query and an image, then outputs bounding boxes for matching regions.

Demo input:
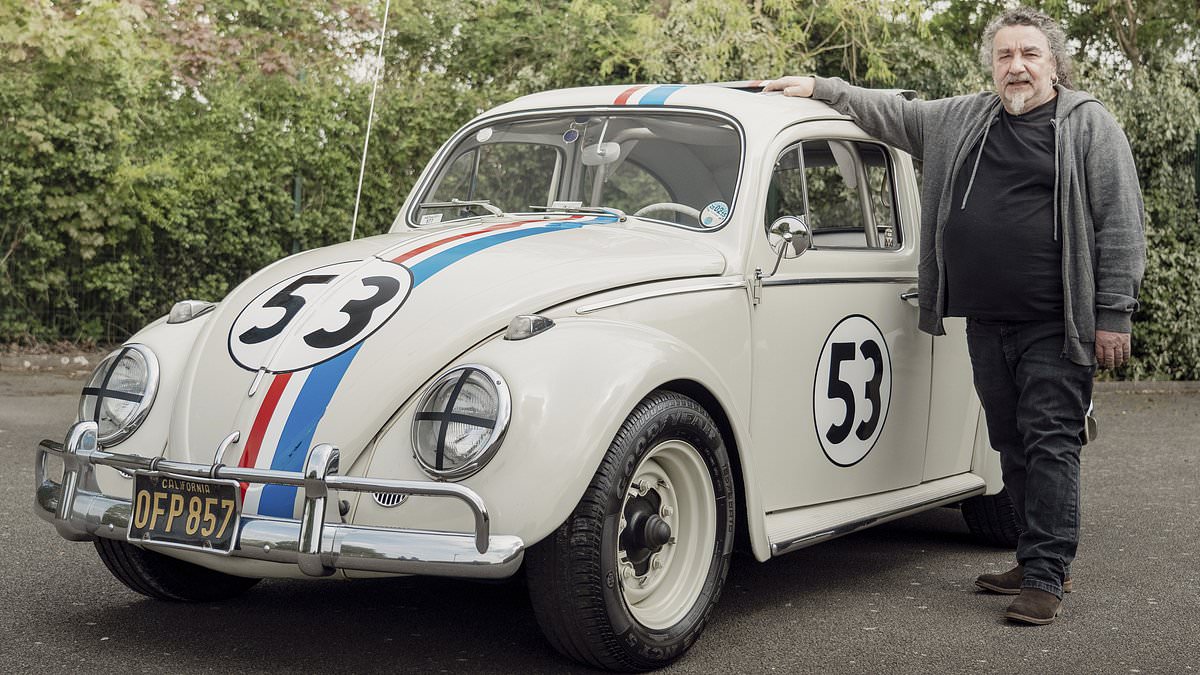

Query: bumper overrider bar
[34,421,524,579]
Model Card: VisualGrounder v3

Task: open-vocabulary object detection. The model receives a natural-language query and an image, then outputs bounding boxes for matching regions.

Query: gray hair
[979,6,1073,88]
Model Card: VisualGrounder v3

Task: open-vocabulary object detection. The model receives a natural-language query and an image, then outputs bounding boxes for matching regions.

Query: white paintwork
[924,316,988,484]
[747,120,933,514]
[352,307,749,548]
[168,221,725,474]
[82,82,1001,576]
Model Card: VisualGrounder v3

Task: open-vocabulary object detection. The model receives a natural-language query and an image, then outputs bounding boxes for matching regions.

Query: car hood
[167,214,725,516]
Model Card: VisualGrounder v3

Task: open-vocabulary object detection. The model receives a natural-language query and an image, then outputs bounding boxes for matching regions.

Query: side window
[766,139,900,250]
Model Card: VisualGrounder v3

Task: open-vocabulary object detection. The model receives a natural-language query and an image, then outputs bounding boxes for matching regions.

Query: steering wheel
[633,202,702,222]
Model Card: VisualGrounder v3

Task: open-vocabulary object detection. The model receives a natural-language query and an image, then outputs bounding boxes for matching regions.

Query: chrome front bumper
[35,421,524,579]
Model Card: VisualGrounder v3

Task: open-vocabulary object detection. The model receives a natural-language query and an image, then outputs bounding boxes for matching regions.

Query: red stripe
[391,216,579,264]
[614,85,644,105]
[237,372,292,496]
[391,220,533,263]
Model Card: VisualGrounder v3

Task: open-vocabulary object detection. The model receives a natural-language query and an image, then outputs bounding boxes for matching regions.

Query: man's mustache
[1005,74,1033,84]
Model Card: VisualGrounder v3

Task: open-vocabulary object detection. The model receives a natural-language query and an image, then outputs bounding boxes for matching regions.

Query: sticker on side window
[420,213,443,225]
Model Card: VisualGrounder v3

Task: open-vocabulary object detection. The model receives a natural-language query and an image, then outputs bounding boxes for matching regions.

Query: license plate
[129,473,241,554]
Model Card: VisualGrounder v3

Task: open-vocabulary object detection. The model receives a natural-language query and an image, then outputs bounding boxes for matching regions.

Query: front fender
[352,317,745,550]
[90,313,215,497]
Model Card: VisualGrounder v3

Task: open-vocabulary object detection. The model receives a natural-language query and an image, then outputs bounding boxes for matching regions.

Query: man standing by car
[765,6,1145,624]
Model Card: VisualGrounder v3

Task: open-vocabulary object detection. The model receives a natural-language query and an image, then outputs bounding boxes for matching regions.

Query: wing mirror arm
[761,216,812,280]
[766,230,792,278]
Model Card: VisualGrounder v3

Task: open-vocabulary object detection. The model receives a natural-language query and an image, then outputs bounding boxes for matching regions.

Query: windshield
[413,112,742,229]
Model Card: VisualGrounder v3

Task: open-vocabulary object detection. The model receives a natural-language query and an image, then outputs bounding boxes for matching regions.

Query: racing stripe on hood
[240,215,615,517]
[253,344,360,516]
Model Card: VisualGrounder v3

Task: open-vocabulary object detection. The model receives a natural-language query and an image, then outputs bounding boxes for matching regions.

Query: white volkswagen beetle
[36,82,1020,671]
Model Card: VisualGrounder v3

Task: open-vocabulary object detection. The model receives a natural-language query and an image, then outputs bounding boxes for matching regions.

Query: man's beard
[1003,75,1033,114]
[1005,89,1030,114]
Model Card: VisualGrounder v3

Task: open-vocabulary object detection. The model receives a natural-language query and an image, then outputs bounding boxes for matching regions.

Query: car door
[749,121,932,512]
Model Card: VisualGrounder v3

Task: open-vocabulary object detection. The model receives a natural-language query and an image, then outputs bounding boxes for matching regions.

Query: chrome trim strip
[247,368,267,397]
[575,278,747,315]
[769,482,985,557]
[761,276,918,287]
[35,422,522,578]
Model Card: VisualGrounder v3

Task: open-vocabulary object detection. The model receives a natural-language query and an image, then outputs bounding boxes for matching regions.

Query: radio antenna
[350,0,392,241]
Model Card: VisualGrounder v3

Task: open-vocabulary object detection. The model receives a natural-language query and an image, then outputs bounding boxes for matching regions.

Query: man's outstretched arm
[765,75,932,159]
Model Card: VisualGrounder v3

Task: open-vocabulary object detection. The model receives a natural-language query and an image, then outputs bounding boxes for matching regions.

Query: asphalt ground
[1,370,1196,674]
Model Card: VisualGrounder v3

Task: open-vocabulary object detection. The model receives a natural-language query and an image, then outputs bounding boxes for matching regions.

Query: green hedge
[1095,65,1200,379]
[2,1,1197,378]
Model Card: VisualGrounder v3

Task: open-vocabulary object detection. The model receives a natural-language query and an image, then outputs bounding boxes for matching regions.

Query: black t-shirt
[944,98,1063,320]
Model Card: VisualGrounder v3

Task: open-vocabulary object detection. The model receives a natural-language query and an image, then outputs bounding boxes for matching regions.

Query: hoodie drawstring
[959,115,995,210]
[1051,117,1060,242]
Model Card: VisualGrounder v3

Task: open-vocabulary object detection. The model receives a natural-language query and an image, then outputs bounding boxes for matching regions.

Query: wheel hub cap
[619,489,672,575]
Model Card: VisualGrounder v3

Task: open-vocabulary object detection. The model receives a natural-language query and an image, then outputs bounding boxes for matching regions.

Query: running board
[766,474,986,557]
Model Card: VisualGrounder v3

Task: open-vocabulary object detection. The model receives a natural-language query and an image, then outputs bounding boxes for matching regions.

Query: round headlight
[411,365,510,480]
[79,344,159,446]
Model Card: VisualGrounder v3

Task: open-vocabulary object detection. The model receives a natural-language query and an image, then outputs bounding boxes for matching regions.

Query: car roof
[484,83,855,130]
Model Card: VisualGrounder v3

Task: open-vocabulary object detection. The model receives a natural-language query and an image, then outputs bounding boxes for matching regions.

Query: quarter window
[766,140,899,250]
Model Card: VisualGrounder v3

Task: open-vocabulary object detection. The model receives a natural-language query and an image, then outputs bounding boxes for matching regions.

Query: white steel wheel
[526,390,736,672]
[617,439,717,629]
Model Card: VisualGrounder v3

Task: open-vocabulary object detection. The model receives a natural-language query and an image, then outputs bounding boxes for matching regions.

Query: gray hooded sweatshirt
[811,77,1145,366]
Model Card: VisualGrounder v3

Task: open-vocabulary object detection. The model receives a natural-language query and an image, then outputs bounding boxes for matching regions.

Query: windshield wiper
[418,199,506,217]
[527,205,627,221]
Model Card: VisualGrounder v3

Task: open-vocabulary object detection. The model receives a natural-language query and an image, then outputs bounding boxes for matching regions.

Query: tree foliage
[1090,62,1200,379]
[0,0,1196,378]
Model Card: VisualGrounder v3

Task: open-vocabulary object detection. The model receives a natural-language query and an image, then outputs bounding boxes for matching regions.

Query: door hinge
[752,268,763,306]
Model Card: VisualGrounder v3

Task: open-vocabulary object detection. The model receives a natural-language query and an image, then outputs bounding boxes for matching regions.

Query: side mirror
[764,215,811,277]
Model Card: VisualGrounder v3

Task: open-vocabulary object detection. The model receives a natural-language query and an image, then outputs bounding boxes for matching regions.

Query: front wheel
[526,391,736,671]
[94,538,260,602]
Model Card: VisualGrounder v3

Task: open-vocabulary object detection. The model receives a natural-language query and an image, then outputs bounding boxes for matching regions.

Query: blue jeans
[965,319,1095,598]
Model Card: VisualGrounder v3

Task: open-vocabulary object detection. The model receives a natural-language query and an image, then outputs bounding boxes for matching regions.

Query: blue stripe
[408,218,611,286]
[639,85,685,105]
[254,216,612,517]
[258,344,361,517]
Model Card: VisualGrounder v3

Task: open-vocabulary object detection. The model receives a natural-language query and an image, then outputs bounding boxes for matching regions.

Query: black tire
[526,391,736,672]
[94,538,260,602]
[961,488,1023,548]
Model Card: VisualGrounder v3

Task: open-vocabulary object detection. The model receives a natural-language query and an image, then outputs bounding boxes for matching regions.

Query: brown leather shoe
[975,564,1073,594]
[1005,588,1062,624]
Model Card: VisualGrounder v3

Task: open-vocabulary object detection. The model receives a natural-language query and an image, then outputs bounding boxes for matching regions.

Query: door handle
[899,288,919,305]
